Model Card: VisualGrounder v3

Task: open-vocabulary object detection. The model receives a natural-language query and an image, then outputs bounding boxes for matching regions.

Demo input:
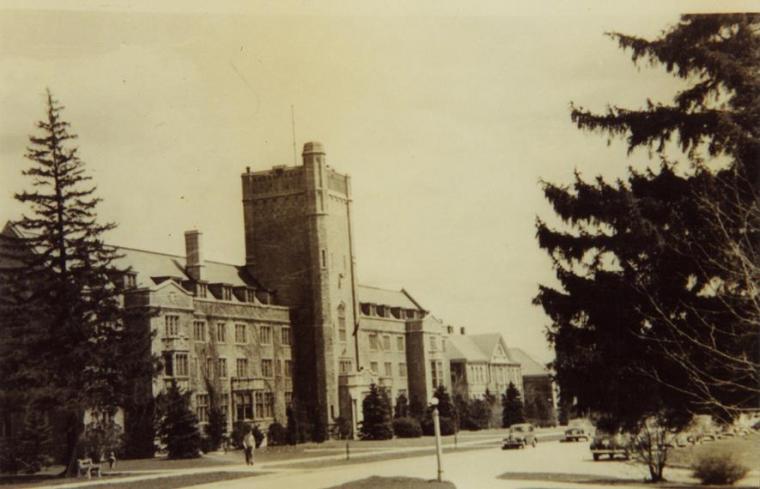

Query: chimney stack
[185,230,204,281]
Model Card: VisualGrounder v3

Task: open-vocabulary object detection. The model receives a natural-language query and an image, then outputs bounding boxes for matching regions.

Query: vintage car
[564,427,590,442]
[590,431,630,460]
[502,423,537,449]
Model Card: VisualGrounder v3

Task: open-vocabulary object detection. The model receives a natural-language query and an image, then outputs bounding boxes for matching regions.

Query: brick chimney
[185,230,204,281]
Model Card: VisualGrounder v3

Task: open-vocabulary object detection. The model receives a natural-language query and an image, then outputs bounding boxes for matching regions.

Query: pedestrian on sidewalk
[242,427,255,466]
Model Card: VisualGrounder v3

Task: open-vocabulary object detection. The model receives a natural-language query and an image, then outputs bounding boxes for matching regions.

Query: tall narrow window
[260,326,272,344]
[369,333,378,350]
[285,360,293,378]
[337,304,347,342]
[193,320,206,341]
[235,392,253,421]
[236,358,248,378]
[196,394,209,422]
[235,323,247,343]
[165,315,179,337]
[261,359,273,377]
[281,327,291,345]
[216,322,226,343]
[175,353,189,377]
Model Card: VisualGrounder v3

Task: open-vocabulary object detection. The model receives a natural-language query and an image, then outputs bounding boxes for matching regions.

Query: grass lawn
[0,473,157,488]
[0,471,259,489]
[325,476,456,489]
[668,433,760,470]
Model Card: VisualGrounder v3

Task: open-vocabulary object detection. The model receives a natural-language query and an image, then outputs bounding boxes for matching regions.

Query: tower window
[321,249,327,268]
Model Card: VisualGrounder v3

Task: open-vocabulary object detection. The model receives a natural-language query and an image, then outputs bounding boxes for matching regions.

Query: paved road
[193,439,723,489]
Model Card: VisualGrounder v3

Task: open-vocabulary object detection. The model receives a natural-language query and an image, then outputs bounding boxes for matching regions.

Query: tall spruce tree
[359,384,393,440]
[157,381,202,459]
[535,14,759,426]
[0,90,158,474]
[501,382,525,427]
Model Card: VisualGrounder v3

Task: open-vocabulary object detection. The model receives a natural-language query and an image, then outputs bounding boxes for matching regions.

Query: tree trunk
[61,410,85,477]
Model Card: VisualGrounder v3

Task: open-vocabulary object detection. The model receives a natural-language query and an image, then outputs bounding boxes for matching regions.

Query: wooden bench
[77,458,102,479]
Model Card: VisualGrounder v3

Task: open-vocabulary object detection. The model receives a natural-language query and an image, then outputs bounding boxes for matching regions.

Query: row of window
[164,352,292,379]
[165,316,291,346]
[368,333,405,352]
[431,360,444,390]
[360,303,421,320]
[196,390,288,422]
[368,361,407,377]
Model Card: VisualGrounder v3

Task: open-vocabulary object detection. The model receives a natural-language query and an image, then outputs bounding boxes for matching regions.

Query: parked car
[502,423,537,449]
[564,427,590,442]
[590,431,630,461]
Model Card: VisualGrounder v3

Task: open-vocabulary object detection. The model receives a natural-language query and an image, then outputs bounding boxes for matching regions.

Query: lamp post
[431,397,443,482]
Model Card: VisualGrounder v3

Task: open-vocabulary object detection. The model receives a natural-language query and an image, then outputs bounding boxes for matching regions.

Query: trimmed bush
[252,425,265,448]
[393,417,422,438]
[422,416,457,436]
[692,452,749,485]
[267,422,288,446]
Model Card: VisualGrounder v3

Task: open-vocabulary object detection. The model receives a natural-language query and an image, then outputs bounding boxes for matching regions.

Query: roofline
[401,287,426,312]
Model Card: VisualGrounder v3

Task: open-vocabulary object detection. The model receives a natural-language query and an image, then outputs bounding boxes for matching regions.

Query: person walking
[242,428,255,466]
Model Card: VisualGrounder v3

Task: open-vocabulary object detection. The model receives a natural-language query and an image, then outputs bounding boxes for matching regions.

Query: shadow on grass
[499,472,760,489]
[325,476,456,489]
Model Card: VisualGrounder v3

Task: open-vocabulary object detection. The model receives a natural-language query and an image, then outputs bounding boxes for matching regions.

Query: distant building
[448,332,523,400]
[507,348,557,426]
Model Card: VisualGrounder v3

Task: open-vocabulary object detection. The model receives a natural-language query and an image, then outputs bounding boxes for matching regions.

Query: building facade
[1,140,532,443]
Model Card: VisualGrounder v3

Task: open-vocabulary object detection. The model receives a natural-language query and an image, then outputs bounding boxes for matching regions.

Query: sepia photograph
[0,1,757,488]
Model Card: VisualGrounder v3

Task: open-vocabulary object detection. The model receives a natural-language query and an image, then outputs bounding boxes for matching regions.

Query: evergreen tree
[157,381,202,459]
[431,385,457,421]
[359,384,393,440]
[0,89,158,475]
[0,410,53,474]
[393,392,409,419]
[502,382,525,427]
[203,382,226,452]
[285,405,299,445]
[535,14,759,426]
[453,394,470,429]
[468,399,492,430]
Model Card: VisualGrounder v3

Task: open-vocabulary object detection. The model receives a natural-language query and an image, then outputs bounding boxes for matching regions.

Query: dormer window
[125,272,137,289]
[196,283,207,298]
[246,289,257,303]
[222,287,232,301]
[376,305,385,317]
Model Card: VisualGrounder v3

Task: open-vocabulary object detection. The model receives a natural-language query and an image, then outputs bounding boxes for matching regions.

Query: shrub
[230,421,250,449]
[359,384,393,440]
[157,381,202,459]
[267,422,288,446]
[252,425,265,448]
[692,452,749,485]
[331,416,353,440]
[422,416,457,436]
[81,418,124,462]
[0,411,53,474]
[393,417,422,438]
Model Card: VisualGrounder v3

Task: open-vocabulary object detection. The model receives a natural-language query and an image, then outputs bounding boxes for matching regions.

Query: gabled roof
[507,348,550,377]
[447,335,489,362]
[113,246,262,290]
[1,221,266,292]
[357,284,425,311]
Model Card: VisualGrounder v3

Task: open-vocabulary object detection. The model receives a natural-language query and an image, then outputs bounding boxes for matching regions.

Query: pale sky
[0,1,747,364]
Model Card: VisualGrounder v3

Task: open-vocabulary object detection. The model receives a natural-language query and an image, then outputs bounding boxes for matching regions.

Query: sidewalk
[25,432,518,489]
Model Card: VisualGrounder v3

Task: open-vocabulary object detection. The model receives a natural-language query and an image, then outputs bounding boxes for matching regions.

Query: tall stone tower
[241,142,359,439]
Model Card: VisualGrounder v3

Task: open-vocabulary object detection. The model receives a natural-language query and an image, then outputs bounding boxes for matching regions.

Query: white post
[432,403,443,482]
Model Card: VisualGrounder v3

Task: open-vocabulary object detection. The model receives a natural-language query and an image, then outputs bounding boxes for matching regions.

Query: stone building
[447,332,523,400]
[507,348,557,426]
[1,140,525,443]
